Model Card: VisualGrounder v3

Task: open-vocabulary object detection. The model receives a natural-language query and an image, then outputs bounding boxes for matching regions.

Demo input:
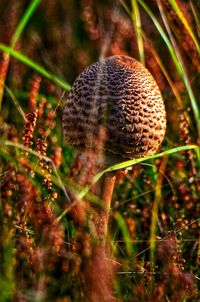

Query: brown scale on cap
[63,55,166,164]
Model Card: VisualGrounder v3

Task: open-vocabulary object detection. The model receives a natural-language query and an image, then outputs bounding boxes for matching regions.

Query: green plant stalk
[121,1,191,127]
[0,44,71,92]
[168,0,200,53]
[150,157,167,274]
[1,140,105,210]
[1,140,70,201]
[11,0,41,48]
[157,0,200,140]
[0,0,41,112]
[138,0,200,140]
[78,144,199,200]
[114,212,133,256]
[131,0,145,64]
[157,0,200,139]
[96,145,199,179]
[189,1,200,37]
[120,0,130,15]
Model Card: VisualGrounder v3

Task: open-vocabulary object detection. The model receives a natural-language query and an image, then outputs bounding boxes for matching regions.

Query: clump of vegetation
[0,1,199,301]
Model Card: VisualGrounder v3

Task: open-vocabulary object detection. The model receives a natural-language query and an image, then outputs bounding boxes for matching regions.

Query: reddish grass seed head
[63,55,166,163]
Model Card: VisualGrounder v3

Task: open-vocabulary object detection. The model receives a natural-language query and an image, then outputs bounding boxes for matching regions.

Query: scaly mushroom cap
[63,55,166,162]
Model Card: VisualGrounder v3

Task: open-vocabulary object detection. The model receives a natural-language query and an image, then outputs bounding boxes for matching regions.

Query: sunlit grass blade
[142,35,192,127]
[168,0,200,53]
[1,140,70,202]
[121,0,145,64]
[157,0,200,140]
[98,145,199,176]
[1,140,104,211]
[78,145,199,200]
[0,0,41,111]
[138,0,200,139]
[11,0,41,48]
[0,44,71,92]
[131,0,145,64]
[120,1,191,125]
[137,0,181,72]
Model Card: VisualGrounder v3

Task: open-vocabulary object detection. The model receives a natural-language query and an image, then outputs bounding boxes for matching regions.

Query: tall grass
[0,0,41,111]
[0,1,199,301]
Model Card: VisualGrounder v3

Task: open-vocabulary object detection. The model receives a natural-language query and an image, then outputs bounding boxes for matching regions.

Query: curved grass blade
[78,145,199,200]
[0,44,71,92]
[131,0,145,64]
[1,140,70,202]
[120,1,191,127]
[0,0,41,111]
[168,0,200,53]
[138,0,200,139]
[97,145,199,178]
[11,0,41,48]
[138,0,182,72]
[142,34,193,129]
[189,1,200,37]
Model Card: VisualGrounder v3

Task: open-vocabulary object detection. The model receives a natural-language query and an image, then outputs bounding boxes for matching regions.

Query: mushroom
[62,55,166,301]
[63,54,166,235]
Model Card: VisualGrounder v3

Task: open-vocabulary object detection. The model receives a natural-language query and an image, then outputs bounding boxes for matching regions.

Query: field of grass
[0,0,199,301]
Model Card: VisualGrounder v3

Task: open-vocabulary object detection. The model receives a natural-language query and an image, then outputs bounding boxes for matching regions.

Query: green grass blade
[120,0,130,15]
[0,0,41,112]
[189,1,200,37]
[138,0,200,139]
[157,0,200,140]
[114,212,133,256]
[131,0,145,64]
[98,145,198,176]
[137,0,181,73]
[120,1,191,126]
[11,0,41,48]
[0,44,71,91]
[168,0,200,53]
[1,140,70,201]
[78,145,198,200]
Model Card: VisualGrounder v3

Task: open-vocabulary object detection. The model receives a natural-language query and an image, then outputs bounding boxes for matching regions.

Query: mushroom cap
[63,55,166,163]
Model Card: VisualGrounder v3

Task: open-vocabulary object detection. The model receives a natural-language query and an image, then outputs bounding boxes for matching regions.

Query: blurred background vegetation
[0,0,199,301]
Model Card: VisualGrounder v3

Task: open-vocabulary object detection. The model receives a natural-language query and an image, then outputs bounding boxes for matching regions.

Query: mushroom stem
[84,173,117,302]
[98,173,116,239]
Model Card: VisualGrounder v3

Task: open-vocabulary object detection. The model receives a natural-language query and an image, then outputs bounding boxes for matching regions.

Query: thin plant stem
[0,0,41,111]
[150,156,168,271]
[131,0,145,64]
[168,0,200,53]
[0,44,71,92]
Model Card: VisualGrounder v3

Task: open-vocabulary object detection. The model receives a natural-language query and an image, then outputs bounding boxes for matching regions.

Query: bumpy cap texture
[63,55,166,160]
